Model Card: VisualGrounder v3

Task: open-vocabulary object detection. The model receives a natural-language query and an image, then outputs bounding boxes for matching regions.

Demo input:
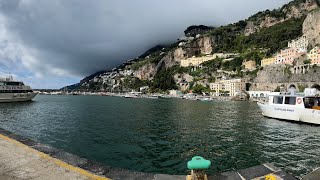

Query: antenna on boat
[8,72,13,81]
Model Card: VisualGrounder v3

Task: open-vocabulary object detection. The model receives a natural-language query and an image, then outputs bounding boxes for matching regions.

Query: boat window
[0,82,4,85]
[316,98,320,106]
[284,97,296,105]
[304,98,315,109]
[5,82,20,86]
[273,96,283,104]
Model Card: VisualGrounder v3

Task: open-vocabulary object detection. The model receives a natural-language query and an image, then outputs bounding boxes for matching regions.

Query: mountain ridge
[63,0,320,92]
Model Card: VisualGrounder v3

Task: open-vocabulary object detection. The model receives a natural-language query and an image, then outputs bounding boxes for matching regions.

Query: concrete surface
[302,167,320,180]
[0,133,106,180]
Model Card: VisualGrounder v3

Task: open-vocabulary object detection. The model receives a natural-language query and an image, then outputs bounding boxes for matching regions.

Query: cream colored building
[180,53,239,67]
[288,36,308,51]
[261,57,276,67]
[210,79,246,97]
[242,60,256,70]
[308,46,320,65]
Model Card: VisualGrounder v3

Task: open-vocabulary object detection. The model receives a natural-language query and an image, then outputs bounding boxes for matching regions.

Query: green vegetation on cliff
[208,16,305,56]
[150,68,177,92]
[242,17,305,56]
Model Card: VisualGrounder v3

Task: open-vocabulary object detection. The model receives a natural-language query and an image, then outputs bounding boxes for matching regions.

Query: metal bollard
[187,156,211,180]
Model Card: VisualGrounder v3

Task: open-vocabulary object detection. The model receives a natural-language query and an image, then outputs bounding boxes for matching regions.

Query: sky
[0,0,291,89]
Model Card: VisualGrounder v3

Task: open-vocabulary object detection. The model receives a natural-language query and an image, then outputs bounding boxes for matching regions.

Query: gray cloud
[0,0,291,79]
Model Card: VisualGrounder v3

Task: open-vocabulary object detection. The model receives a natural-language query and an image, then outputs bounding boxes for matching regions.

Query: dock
[0,128,310,180]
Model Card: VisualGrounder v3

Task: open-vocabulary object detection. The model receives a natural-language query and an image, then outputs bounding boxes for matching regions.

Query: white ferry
[257,88,320,125]
[0,76,38,103]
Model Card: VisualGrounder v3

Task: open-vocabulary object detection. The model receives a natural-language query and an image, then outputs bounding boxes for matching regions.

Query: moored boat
[257,88,320,124]
[0,76,38,103]
[124,91,142,98]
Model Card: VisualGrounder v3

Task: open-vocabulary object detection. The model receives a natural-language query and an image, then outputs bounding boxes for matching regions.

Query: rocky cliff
[180,36,216,57]
[245,0,318,36]
[303,8,320,47]
[134,63,156,80]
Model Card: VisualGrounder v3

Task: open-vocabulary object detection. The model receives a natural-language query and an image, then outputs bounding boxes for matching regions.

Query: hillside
[63,0,320,93]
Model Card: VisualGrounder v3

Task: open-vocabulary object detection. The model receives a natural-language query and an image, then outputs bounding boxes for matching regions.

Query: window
[273,96,284,104]
[315,98,320,106]
[285,97,296,105]
[5,82,20,86]
[304,98,315,108]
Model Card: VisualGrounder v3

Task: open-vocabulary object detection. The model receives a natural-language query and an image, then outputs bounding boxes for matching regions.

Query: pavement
[0,133,106,180]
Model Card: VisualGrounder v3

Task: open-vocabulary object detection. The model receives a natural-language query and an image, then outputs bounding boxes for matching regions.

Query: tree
[303,60,311,64]
[151,68,177,92]
[192,84,211,94]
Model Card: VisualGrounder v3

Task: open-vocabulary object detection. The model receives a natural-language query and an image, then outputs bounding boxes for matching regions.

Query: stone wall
[251,64,320,91]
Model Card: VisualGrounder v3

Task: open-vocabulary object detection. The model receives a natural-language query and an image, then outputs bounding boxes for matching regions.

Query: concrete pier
[0,133,108,180]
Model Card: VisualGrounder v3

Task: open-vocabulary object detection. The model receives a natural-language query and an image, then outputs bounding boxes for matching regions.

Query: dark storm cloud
[0,0,291,77]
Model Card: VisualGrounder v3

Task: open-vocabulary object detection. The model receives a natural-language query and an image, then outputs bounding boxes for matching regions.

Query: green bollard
[187,156,211,180]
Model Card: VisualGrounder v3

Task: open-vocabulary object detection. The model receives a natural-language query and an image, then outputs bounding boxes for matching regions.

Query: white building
[210,79,246,97]
[288,36,308,51]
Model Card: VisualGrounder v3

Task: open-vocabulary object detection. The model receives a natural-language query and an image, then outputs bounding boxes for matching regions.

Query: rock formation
[303,8,320,47]
[245,0,318,36]
[134,63,156,80]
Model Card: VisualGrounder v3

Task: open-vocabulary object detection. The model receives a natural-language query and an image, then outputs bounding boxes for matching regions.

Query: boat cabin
[0,81,25,86]
[305,97,320,110]
[0,78,33,93]
[267,93,320,110]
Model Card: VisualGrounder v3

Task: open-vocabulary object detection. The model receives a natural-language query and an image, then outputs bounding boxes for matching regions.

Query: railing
[0,85,31,91]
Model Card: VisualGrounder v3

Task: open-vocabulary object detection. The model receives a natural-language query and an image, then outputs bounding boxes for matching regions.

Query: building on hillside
[261,57,276,67]
[209,79,246,97]
[288,36,308,51]
[169,90,183,97]
[308,46,320,65]
[276,48,306,65]
[180,53,239,67]
[242,60,256,70]
[179,82,191,92]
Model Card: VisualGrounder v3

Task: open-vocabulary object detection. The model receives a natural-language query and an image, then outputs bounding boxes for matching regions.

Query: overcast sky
[0,0,291,89]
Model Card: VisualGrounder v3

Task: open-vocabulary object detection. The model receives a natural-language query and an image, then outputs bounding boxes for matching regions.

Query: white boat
[142,95,159,99]
[199,97,212,102]
[257,88,320,125]
[124,91,142,98]
[0,76,38,103]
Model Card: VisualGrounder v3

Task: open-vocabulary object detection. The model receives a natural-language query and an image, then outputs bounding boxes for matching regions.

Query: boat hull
[0,92,38,103]
[257,102,320,125]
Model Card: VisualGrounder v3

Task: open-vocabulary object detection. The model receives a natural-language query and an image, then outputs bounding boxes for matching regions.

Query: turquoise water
[0,95,320,177]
